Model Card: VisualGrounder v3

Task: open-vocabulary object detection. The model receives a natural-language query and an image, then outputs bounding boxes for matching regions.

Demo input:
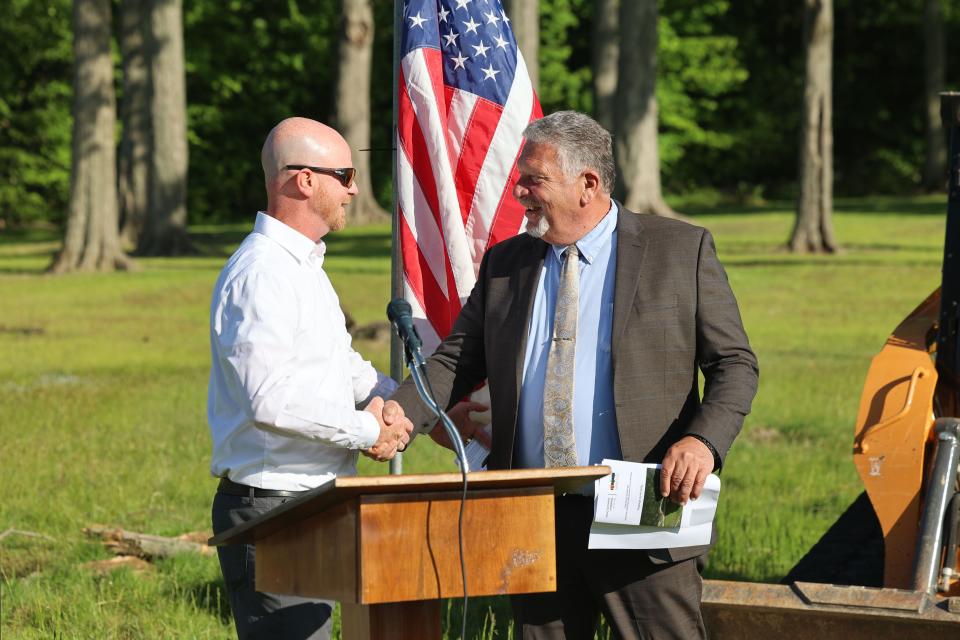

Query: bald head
[261,117,349,186]
[260,117,358,241]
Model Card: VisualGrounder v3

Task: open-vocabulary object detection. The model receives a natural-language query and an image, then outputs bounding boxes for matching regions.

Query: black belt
[217,477,306,499]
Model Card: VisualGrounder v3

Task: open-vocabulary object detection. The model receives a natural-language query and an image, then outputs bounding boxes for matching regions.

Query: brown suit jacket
[391,206,759,561]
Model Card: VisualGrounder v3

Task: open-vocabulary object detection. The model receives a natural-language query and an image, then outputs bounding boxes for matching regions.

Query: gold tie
[543,244,579,468]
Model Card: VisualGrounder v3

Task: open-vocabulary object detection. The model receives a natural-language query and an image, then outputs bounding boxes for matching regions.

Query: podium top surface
[210,466,609,546]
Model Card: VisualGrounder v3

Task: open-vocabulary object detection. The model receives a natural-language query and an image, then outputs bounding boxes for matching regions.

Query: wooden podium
[209,467,608,640]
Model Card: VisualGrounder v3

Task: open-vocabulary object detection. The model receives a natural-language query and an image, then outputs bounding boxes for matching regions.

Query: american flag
[397,0,542,352]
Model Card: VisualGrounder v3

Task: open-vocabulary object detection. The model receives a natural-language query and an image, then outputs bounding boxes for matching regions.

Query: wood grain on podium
[257,499,358,601]
[255,486,556,603]
[359,486,555,602]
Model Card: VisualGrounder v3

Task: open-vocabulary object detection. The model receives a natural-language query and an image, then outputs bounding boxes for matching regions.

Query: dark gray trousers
[510,496,707,640]
[212,491,334,640]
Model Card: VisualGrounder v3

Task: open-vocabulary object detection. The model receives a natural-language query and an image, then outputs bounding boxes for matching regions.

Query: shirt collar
[550,200,619,265]
[254,212,326,266]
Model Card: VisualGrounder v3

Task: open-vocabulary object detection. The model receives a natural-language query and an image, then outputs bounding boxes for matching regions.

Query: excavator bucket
[700,92,960,638]
[702,580,959,638]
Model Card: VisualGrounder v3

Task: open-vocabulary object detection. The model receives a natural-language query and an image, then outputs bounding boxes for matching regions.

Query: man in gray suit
[391,111,758,639]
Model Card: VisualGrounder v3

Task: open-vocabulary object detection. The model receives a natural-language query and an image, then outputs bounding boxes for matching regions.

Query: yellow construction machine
[701,93,960,638]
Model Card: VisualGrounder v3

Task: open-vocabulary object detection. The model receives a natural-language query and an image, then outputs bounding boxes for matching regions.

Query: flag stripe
[399,211,454,339]
[465,51,538,261]
[398,0,541,352]
[444,87,479,167]
[401,48,477,303]
[396,148,448,292]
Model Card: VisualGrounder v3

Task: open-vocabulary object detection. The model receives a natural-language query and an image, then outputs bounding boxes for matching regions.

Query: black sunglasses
[285,165,356,188]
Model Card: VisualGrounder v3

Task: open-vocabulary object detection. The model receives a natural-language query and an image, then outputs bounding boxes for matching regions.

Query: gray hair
[523,111,615,193]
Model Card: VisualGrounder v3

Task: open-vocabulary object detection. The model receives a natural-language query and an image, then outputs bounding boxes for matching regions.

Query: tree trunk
[138,0,191,255]
[922,0,946,191]
[335,0,387,225]
[592,0,619,132]
[613,0,677,217]
[505,0,538,91]
[118,0,151,249]
[790,0,837,253]
[51,0,132,273]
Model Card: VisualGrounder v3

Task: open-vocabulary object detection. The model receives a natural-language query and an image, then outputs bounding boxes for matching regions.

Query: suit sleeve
[390,253,491,433]
[685,229,759,466]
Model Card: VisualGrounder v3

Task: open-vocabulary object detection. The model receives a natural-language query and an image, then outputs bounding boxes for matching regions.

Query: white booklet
[454,387,492,472]
[589,459,720,550]
[459,424,491,471]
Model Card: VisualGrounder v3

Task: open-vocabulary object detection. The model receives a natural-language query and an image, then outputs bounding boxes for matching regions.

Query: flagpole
[389,0,404,475]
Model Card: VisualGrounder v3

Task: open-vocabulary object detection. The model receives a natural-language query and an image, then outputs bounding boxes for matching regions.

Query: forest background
[4,0,960,231]
[2,0,960,637]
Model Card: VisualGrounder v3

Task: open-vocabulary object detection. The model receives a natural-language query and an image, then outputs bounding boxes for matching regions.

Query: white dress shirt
[208,212,397,490]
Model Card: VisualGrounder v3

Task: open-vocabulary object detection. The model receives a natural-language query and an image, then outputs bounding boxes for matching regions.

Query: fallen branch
[0,528,56,543]
[83,556,154,575]
[83,526,215,560]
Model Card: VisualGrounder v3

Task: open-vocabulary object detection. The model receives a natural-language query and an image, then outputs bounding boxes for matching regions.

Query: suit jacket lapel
[612,206,648,358]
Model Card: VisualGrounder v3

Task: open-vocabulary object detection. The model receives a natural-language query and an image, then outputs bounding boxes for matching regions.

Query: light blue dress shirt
[515,202,622,469]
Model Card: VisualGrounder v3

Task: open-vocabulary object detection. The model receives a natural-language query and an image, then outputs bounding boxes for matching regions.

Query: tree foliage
[183,0,340,222]
[4,0,960,229]
[0,0,73,227]
[537,0,592,115]
[657,1,748,185]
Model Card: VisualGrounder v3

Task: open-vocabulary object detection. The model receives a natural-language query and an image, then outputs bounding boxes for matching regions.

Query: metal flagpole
[389,0,404,475]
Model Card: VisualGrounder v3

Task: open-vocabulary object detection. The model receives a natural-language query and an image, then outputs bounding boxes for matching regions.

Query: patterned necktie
[543,244,580,468]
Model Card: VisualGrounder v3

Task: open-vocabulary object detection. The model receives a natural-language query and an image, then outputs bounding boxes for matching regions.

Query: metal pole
[389,0,404,475]
[911,418,960,594]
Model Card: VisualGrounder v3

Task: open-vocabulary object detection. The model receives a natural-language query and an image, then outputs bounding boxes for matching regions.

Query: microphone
[386,298,423,357]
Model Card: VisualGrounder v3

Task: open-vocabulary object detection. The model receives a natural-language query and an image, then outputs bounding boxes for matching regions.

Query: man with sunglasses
[207,117,412,639]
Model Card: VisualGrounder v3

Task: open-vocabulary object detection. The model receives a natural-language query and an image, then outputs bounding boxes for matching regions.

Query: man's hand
[363,397,413,462]
[659,435,714,504]
[429,400,491,451]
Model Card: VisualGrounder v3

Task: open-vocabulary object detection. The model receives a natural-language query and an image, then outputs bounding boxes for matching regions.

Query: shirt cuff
[355,410,382,450]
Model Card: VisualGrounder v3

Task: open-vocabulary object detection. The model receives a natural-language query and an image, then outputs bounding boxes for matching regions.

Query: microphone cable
[388,299,471,637]
[422,369,470,640]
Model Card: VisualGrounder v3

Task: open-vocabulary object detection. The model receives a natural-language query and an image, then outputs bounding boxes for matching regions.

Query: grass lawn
[0,196,946,638]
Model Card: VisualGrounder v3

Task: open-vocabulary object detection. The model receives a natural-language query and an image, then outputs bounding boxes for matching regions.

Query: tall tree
[51,0,131,273]
[613,0,676,217]
[505,0,539,90]
[138,0,190,255]
[790,0,836,253]
[335,0,386,224]
[922,0,946,191]
[592,0,619,132]
[117,0,151,248]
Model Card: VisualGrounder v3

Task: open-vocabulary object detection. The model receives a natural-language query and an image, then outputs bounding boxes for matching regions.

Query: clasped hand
[362,397,414,462]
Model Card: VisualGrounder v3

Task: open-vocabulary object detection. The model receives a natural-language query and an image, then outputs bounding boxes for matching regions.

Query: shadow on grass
[681,203,790,217]
[0,227,60,246]
[185,227,393,261]
[444,595,513,639]
[730,257,941,269]
[0,258,56,275]
[325,230,392,260]
[181,577,233,624]
[833,197,945,216]
[681,196,946,218]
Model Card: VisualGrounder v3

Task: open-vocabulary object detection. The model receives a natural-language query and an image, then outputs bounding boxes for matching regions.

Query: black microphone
[386,298,423,356]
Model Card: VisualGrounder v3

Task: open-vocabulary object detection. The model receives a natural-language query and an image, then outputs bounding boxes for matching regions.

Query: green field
[0,197,946,638]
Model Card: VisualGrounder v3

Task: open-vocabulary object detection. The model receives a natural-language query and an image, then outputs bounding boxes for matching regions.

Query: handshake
[359,396,493,462]
[362,397,414,462]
